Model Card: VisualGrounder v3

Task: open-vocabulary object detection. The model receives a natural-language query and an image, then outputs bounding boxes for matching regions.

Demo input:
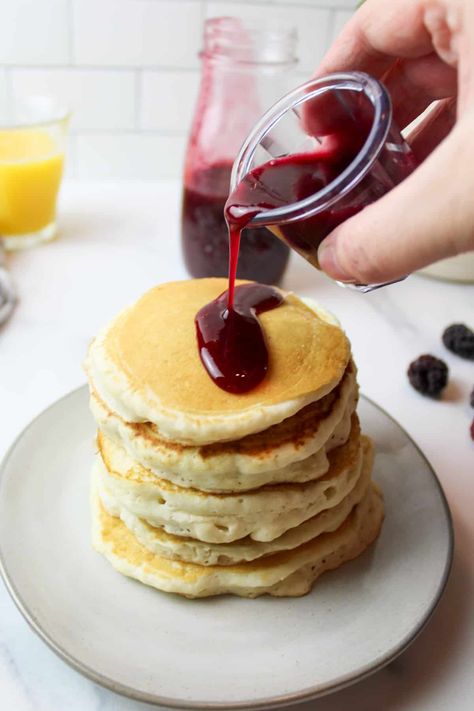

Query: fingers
[304,1,457,138]
[317,124,474,285]
[304,0,466,286]
[382,54,457,128]
[407,97,457,162]
[316,0,435,79]
[302,54,457,140]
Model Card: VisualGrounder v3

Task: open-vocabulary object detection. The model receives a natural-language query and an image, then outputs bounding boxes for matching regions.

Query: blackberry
[442,324,474,359]
[407,355,448,397]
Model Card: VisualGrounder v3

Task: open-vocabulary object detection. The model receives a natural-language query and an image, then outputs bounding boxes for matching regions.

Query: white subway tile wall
[139,71,200,132]
[72,1,203,69]
[0,0,356,179]
[75,133,187,179]
[0,0,70,66]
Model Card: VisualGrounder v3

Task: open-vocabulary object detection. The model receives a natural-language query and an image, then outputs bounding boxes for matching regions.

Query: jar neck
[202,17,297,67]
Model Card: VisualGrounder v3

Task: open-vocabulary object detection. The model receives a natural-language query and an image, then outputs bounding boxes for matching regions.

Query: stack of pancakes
[85,278,383,598]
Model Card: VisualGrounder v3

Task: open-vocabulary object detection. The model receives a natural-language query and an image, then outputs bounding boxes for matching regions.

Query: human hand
[312,0,474,285]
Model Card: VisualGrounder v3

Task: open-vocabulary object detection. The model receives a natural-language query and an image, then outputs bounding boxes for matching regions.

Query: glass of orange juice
[0,96,69,250]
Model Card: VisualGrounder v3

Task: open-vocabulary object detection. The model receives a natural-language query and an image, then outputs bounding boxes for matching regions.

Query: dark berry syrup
[182,164,289,283]
[195,283,283,394]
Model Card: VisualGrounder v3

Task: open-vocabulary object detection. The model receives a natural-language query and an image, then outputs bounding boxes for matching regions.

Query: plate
[0,387,453,709]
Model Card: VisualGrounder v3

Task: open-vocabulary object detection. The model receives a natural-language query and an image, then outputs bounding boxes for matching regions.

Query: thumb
[317,122,474,285]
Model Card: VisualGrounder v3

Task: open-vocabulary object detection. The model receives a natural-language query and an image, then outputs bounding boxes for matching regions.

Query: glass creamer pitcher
[228,72,417,291]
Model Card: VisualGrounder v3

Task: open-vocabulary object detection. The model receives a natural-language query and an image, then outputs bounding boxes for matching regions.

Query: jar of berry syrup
[181,17,297,283]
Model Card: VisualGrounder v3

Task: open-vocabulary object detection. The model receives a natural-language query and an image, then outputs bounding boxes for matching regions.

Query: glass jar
[181,17,297,284]
[230,72,417,291]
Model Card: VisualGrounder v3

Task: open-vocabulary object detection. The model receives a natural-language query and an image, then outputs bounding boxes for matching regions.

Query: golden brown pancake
[96,436,375,566]
[92,479,384,598]
[89,361,358,491]
[85,279,351,444]
[95,416,364,543]
[105,278,349,411]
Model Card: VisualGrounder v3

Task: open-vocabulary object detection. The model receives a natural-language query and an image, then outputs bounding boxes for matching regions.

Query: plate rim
[0,385,454,710]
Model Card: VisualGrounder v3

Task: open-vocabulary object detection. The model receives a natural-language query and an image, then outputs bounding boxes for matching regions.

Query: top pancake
[86,279,350,444]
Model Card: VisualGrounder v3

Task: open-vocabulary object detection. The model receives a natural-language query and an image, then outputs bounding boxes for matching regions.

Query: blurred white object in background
[419,253,474,283]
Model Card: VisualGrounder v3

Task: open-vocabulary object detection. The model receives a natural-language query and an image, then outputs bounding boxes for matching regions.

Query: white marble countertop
[0,181,473,711]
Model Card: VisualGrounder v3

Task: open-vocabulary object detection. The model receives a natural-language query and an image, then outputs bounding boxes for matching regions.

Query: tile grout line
[67,0,75,65]
[74,129,188,137]
[6,64,201,74]
[134,69,142,131]
[204,0,353,8]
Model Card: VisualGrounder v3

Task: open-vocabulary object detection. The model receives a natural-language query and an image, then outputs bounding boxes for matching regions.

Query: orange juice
[0,128,64,236]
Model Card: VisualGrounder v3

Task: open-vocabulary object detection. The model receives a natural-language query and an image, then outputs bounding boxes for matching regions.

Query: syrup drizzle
[195,282,283,394]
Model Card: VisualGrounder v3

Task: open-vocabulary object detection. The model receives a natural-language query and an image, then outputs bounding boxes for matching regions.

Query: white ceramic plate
[0,387,453,710]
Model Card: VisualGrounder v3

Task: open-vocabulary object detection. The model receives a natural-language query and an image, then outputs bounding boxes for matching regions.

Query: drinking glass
[0,95,69,250]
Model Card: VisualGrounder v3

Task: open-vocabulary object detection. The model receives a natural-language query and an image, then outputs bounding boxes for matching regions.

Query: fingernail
[317,239,353,282]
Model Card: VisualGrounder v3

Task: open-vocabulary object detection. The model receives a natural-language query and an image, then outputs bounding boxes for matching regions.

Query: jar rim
[230,72,392,226]
[202,16,298,66]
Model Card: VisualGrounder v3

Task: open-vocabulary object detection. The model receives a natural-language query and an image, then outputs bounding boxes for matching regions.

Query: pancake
[90,362,358,492]
[85,279,351,444]
[86,278,384,599]
[91,478,384,598]
[97,436,374,566]
[95,416,363,543]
